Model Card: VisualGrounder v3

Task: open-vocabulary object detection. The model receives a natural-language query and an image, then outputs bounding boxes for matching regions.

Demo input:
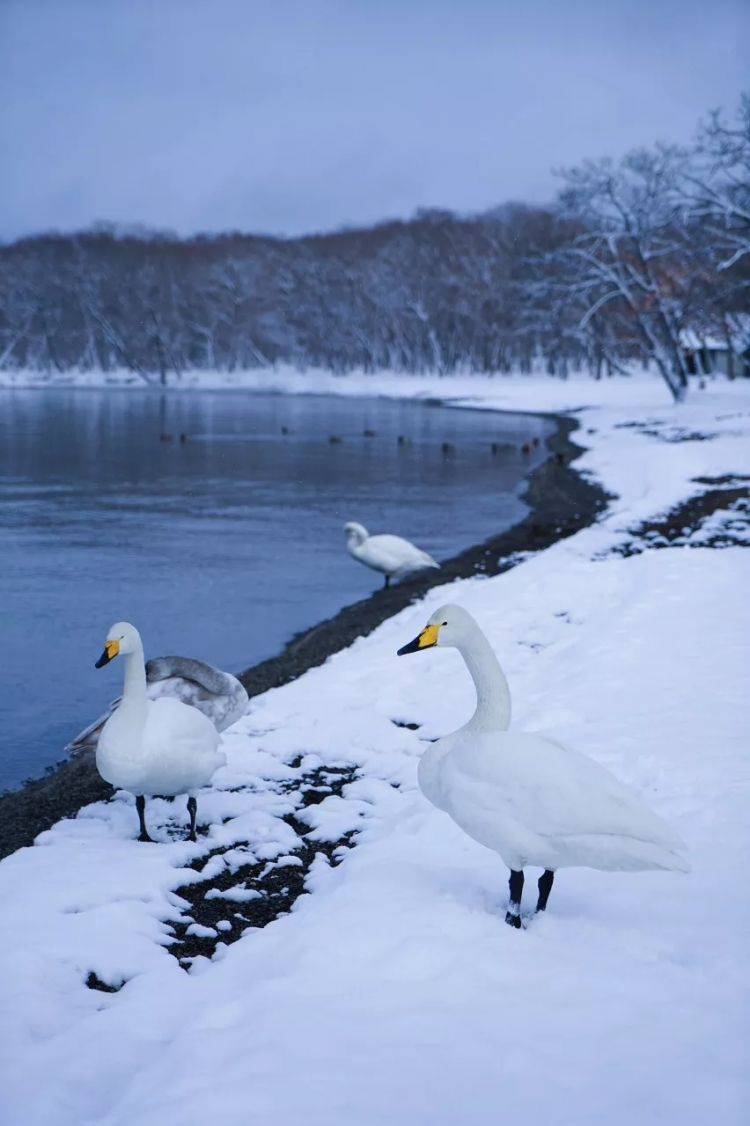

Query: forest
[1,95,748,401]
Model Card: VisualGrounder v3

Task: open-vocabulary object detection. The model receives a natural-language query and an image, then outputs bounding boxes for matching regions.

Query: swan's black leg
[536,869,555,913]
[384,575,390,589]
[505,869,524,928]
[186,796,198,842]
[136,795,154,843]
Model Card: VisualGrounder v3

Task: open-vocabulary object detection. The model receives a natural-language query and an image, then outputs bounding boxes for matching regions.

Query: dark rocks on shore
[611,484,750,557]
[168,762,359,967]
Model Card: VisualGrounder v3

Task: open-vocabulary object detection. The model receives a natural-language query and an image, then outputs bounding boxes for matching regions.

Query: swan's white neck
[455,626,511,732]
[119,640,148,723]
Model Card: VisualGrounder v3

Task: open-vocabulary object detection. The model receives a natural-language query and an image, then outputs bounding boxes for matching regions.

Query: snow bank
[0,376,748,1125]
[0,360,725,406]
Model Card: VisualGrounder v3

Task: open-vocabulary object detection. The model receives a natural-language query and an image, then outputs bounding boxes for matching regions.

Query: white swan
[68,654,248,754]
[398,604,689,926]
[94,622,226,843]
[344,522,439,588]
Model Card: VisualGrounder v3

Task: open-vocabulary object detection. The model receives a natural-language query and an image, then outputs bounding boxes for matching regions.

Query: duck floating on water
[344,522,440,589]
[398,604,689,927]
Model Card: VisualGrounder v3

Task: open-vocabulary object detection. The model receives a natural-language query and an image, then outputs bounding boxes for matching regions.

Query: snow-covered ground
[0,359,734,406]
[0,357,742,422]
[1,373,749,1125]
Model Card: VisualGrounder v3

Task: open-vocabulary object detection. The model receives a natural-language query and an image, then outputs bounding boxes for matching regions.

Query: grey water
[0,388,553,790]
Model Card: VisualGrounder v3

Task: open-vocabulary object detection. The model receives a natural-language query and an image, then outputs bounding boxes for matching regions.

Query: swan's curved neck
[120,640,147,715]
[457,628,511,731]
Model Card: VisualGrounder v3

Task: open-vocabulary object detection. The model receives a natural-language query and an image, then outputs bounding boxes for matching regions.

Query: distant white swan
[398,604,689,926]
[68,654,248,754]
[94,623,226,842]
[344,521,439,588]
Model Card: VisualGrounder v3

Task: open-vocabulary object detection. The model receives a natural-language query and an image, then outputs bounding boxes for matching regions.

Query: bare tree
[535,148,703,401]
[681,94,750,273]
[1,96,746,388]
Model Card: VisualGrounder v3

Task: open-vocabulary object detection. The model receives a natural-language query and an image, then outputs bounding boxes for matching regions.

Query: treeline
[1,95,748,401]
[0,207,580,378]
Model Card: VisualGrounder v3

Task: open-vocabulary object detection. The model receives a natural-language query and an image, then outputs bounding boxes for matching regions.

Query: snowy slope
[0,376,748,1126]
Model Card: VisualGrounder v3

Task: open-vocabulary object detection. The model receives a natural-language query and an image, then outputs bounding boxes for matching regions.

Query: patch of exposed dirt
[165,763,358,967]
[611,486,750,557]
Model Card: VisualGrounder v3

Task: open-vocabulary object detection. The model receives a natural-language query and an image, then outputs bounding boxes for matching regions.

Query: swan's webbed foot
[505,911,523,929]
[138,830,155,843]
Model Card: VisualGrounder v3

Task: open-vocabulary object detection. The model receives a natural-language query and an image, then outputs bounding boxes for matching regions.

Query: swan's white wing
[66,699,121,754]
[68,660,249,753]
[440,732,686,864]
[148,675,248,732]
[365,534,439,575]
[147,658,249,731]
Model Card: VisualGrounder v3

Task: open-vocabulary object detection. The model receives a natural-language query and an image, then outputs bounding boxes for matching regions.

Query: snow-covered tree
[1,96,746,389]
[681,94,750,273]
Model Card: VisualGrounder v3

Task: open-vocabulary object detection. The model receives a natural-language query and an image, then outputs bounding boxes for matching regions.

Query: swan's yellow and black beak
[397,624,440,656]
[95,639,120,668]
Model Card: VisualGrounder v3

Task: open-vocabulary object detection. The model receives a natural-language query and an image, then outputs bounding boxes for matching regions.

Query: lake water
[0,388,552,789]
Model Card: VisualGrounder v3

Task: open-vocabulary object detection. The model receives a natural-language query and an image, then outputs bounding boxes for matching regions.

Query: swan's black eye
[442,621,448,626]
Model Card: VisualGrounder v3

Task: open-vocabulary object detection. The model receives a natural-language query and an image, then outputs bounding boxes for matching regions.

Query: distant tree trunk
[150,312,167,385]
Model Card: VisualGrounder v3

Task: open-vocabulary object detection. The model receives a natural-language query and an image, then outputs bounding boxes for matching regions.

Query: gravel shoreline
[0,410,606,860]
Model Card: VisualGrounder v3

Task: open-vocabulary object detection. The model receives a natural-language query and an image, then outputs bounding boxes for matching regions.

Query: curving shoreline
[0,411,607,860]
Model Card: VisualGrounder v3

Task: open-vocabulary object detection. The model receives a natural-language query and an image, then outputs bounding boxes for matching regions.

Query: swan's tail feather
[555,833,691,873]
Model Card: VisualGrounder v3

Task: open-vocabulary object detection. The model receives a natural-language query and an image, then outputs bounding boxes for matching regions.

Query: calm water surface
[0,389,552,789]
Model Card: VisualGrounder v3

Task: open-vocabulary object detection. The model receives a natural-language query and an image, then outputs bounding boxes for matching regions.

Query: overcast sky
[1,0,747,241]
